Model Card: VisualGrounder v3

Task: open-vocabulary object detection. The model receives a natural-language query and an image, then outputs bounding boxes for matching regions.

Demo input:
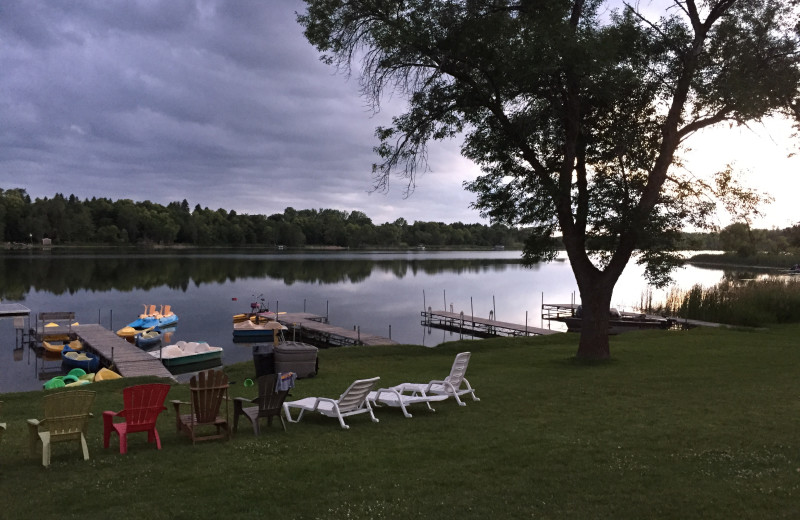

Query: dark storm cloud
[0,0,483,224]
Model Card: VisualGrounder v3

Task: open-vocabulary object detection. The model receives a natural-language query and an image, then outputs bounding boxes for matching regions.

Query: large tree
[299,0,800,359]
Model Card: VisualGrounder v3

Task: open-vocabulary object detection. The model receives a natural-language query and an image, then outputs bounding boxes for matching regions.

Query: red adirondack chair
[103,383,171,454]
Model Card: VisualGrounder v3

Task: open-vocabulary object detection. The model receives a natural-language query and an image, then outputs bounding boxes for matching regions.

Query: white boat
[149,341,223,367]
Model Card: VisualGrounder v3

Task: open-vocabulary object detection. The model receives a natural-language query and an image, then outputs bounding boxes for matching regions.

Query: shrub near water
[654,278,800,326]
[690,252,800,268]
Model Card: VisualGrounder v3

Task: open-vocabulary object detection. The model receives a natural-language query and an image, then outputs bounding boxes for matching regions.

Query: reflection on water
[0,249,526,299]
[0,249,736,393]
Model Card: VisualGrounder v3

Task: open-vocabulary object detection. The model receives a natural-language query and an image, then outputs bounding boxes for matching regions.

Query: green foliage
[299,0,800,359]
[300,0,800,284]
[0,189,529,249]
[654,278,800,326]
[2,326,800,517]
[689,251,800,268]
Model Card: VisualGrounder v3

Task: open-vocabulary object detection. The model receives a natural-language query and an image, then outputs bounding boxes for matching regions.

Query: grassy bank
[1,327,799,519]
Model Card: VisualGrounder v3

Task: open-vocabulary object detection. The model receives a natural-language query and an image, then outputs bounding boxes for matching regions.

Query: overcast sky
[1,0,797,228]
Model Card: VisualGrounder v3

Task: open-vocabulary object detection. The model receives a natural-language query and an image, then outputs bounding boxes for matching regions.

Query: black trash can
[252,344,275,378]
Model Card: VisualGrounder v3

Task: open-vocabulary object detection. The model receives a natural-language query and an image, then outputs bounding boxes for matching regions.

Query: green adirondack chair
[28,390,95,467]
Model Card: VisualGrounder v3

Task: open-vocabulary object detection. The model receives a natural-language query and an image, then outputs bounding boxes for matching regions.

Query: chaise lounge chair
[367,385,449,418]
[385,352,480,407]
[283,377,380,429]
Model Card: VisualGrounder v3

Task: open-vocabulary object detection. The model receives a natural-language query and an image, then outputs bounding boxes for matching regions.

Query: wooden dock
[74,324,174,380]
[278,313,399,347]
[541,303,735,330]
[421,310,560,338]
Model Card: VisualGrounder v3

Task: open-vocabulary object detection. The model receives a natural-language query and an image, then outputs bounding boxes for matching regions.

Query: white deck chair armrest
[425,380,447,393]
[313,396,335,410]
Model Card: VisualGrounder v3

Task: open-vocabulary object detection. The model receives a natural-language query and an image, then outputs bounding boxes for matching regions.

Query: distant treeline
[2,188,797,252]
[0,188,530,248]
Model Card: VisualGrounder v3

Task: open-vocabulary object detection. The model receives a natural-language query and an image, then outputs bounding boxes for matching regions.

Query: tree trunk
[565,243,622,360]
[575,281,614,360]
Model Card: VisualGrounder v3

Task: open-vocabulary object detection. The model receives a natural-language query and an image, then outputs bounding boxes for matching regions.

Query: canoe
[61,347,100,373]
[95,367,122,381]
[149,341,223,368]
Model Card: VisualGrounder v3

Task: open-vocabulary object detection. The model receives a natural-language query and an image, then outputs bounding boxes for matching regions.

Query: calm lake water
[0,249,732,393]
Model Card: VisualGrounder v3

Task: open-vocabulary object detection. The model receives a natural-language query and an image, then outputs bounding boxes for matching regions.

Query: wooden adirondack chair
[103,383,171,454]
[171,369,230,444]
[27,390,95,467]
[233,373,291,434]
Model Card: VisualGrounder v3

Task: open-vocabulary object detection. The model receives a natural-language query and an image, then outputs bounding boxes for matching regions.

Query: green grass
[1,327,799,519]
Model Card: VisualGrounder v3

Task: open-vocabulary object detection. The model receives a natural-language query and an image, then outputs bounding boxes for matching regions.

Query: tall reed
[646,277,800,326]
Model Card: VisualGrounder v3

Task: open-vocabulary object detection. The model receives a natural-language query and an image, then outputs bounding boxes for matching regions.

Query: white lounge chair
[367,385,449,418]
[282,377,380,429]
[391,352,480,407]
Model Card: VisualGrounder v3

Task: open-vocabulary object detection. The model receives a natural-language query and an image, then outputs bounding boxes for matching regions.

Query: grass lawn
[1,325,798,519]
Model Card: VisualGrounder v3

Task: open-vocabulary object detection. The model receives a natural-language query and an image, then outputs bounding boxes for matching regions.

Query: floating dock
[278,312,399,347]
[73,324,174,380]
[541,303,734,331]
[421,309,560,338]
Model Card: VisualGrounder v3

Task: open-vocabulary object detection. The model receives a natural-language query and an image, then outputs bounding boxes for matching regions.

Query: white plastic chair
[283,377,380,429]
[367,385,449,418]
[393,352,480,407]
